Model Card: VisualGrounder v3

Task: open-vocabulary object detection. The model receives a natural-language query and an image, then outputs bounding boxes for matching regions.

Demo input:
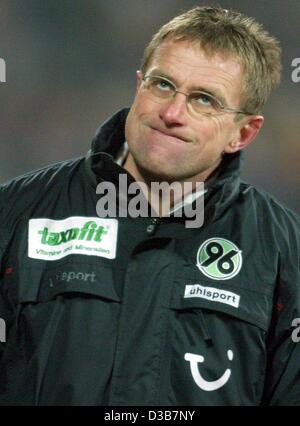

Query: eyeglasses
[141,74,253,117]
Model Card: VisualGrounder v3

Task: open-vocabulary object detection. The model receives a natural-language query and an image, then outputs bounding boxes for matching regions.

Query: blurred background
[0,0,299,213]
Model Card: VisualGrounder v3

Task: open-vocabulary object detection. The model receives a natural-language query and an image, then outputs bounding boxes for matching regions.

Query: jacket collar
[91,108,130,157]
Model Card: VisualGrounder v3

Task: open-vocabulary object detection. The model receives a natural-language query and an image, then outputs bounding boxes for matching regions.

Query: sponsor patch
[184,284,240,308]
[28,217,118,260]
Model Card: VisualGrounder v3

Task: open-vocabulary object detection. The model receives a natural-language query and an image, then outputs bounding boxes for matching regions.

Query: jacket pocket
[161,277,272,405]
[169,277,271,332]
[14,260,120,304]
[1,260,121,405]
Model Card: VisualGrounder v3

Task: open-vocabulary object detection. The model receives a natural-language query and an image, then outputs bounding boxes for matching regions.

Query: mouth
[150,127,189,144]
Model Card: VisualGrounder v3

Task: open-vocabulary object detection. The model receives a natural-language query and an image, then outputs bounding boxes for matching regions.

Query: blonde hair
[141,6,282,114]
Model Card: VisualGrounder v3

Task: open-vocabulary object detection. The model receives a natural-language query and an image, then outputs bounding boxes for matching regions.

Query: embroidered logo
[28,217,118,260]
[197,238,242,280]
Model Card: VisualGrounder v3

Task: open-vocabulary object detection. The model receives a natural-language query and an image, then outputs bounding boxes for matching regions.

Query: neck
[123,153,219,216]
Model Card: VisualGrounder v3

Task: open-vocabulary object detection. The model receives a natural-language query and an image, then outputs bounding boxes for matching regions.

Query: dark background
[0,0,299,213]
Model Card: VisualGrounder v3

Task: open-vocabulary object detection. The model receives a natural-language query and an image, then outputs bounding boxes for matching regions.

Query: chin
[137,160,185,183]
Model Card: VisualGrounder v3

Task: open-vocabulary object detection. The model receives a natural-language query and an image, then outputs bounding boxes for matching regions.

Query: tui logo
[184,350,234,391]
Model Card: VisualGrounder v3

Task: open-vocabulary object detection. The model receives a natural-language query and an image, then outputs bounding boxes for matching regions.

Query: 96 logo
[197,238,242,280]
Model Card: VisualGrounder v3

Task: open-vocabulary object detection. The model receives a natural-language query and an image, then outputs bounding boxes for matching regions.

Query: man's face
[125,38,256,183]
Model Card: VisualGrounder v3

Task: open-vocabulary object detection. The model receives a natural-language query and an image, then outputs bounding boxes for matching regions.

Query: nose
[159,92,188,127]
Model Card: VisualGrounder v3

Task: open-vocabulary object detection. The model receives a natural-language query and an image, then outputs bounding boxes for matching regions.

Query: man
[0,6,299,406]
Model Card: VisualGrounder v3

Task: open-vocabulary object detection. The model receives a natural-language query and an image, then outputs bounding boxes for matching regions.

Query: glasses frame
[142,74,253,116]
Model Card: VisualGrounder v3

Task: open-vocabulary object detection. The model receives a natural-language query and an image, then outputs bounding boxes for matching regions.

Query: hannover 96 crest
[197,238,242,280]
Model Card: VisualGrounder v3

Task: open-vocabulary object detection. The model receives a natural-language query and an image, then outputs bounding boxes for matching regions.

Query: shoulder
[0,157,84,199]
[0,158,85,238]
[240,182,300,227]
[240,182,300,258]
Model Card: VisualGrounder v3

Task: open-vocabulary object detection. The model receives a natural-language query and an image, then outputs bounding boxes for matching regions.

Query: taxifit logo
[0,58,6,82]
[0,318,6,343]
[96,174,205,228]
[38,220,108,246]
[28,217,118,261]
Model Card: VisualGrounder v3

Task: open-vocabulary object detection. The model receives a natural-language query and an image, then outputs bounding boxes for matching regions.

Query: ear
[224,115,264,154]
[135,70,143,93]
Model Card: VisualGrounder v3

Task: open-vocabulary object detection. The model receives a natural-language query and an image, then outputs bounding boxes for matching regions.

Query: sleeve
[261,216,300,406]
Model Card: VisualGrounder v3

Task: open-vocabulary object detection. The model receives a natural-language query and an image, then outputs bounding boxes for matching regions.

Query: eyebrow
[147,68,228,107]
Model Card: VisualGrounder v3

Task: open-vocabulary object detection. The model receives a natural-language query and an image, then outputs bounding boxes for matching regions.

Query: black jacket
[0,108,300,405]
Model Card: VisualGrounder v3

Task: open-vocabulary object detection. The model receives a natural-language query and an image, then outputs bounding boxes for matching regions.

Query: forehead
[147,39,244,104]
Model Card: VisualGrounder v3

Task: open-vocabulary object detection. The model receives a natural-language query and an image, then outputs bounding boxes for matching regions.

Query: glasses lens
[189,92,221,115]
[144,76,175,100]
[142,75,225,116]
